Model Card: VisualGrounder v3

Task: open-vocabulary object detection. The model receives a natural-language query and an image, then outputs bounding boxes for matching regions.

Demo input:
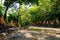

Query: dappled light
[0,0,60,40]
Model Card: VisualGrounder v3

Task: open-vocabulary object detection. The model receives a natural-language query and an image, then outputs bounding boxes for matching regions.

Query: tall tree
[4,0,17,21]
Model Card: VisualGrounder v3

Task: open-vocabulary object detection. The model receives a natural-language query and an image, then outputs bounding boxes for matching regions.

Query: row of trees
[0,0,60,27]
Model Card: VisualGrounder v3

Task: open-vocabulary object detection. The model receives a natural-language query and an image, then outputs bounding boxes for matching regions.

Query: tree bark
[4,7,9,21]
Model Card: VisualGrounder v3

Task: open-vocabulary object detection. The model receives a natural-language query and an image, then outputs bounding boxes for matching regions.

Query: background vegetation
[0,0,60,27]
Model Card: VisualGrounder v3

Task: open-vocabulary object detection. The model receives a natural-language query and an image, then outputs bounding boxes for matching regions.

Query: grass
[29,27,57,34]
[29,27,42,31]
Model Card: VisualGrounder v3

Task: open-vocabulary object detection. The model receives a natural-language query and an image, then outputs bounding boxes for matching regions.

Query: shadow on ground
[0,30,60,40]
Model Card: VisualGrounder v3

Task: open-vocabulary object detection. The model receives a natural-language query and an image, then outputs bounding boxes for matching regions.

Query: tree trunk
[4,7,9,22]
[37,0,39,5]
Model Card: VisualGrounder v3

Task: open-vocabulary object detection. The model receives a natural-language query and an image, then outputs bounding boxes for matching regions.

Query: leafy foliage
[0,0,60,27]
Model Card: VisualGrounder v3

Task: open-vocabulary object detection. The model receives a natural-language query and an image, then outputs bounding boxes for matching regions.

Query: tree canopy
[0,0,60,27]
